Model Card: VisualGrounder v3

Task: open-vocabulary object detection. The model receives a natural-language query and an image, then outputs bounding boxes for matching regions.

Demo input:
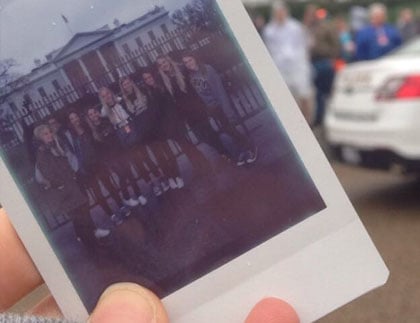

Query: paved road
[318,163,420,323]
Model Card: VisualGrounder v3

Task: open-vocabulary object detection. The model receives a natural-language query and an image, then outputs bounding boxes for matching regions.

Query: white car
[325,38,420,172]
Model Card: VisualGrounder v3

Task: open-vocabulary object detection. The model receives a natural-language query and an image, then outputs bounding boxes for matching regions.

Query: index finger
[0,208,43,310]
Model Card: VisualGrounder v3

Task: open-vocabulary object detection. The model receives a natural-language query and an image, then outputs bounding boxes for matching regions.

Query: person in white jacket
[263,0,313,124]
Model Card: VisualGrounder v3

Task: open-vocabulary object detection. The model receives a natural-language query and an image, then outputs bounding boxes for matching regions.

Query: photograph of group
[0,0,325,310]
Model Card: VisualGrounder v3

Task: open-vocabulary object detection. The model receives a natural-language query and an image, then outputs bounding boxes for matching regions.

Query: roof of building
[52,6,168,63]
[52,30,113,62]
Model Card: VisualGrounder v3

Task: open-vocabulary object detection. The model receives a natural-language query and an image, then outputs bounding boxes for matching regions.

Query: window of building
[161,23,169,34]
[148,30,157,42]
[52,80,62,91]
[122,43,131,54]
[135,37,143,48]
[22,94,33,109]
[38,87,47,98]
[8,102,17,112]
[8,102,22,118]
[23,94,32,104]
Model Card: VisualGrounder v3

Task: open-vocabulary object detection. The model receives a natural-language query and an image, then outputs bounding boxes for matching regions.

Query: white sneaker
[123,198,139,207]
[110,214,124,226]
[246,147,258,164]
[94,228,111,239]
[168,178,178,190]
[153,184,163,197]
[175,177,185,189]
[119,206,131,217]
[138,195,148,206]
[236,152,247,167]
[161,180,170,192]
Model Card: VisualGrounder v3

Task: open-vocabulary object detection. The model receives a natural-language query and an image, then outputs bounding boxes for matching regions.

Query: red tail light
[376,75,420,101]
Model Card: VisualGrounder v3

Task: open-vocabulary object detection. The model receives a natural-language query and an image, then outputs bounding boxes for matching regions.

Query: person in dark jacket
[155,54,234,163]
[142,69,214,180]
[33,124,110,248]
[119,76,175,192]
[67,111,131,224]
[98,86,155,201]
[303,5,340,126]
[397,8,419,43]
[86,106,147,206]
[47,117,74,152]
[181,53,257,166]
[141,69,212,188]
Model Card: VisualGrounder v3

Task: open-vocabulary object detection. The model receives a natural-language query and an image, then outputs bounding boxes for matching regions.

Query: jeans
[208,106,253,157]
[313,59,335,126]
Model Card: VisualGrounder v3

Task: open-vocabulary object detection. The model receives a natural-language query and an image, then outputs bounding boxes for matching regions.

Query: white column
[56,68,75,106]
[77,58,98,92]
[113,43,131,76]
[58,68,73,88]
[96,49,115,83]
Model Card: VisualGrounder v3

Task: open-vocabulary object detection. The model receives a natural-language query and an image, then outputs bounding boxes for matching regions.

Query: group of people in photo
[31,50,258,249]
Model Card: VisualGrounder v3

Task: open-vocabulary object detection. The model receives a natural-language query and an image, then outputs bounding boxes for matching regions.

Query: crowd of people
[31,51,257,250]
[256,1,420,127]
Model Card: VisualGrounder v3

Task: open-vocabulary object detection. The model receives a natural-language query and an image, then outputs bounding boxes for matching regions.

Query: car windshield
[388,37,420,56]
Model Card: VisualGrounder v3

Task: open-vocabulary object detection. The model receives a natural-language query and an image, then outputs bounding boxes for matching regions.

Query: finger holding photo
[0,209,42,311]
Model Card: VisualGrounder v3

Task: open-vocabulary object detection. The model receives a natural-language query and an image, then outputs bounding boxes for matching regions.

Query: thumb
[245,298,300,323]
[89,283,168,323]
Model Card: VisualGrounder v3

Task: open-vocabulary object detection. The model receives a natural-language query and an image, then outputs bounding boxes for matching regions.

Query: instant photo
[0,0,325,312]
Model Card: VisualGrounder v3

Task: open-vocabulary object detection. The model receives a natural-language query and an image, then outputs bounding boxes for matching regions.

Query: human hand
[0,209,299,322]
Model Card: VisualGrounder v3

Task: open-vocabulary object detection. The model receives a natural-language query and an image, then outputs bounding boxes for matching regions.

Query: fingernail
[245,297,300,323]
[89,283,156,323]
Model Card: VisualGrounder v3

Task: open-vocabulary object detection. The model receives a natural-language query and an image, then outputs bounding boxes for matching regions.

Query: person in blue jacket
[355,3,402,61]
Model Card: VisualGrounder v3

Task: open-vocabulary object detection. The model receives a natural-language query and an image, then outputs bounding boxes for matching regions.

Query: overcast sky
[0,0,191,73]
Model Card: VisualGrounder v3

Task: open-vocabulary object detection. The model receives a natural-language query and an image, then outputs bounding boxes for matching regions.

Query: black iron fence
[1,27,266,152]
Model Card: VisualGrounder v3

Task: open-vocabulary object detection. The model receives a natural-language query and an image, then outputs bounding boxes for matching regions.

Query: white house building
[0,6,177,138]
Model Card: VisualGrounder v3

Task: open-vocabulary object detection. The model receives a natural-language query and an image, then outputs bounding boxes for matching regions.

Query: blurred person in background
[263,1,313,124]
[397,8,419,43]
[303,5,340,127]
[252,13,267,36]
[349,6,369,36]
[335,16,356,63]
[355,3,402,61]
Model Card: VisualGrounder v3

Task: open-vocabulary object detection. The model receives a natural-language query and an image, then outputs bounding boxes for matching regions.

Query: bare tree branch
[0,58,28,106]
[0,59,19,86]
[171,0,222,33]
